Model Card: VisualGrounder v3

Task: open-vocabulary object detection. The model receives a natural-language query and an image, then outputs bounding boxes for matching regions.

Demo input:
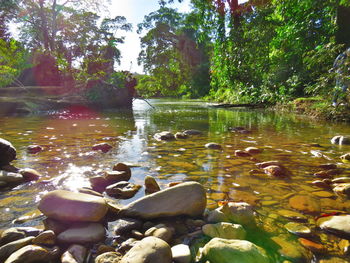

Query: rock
[118,238,139,253]
[0,227,41,245]
[319,163,337,170]
[43,218,69,234]
[175,132,188,139]
[183,129,202,136]
[202,222,246,239]
[229,127,251,134]
[318,257,350,263]
[288,195,320,214]
[92,143,112,153]
[256,161,282,169]
[333,183,350,198]
[112,218,143,235]
[235,150,251,157]
[19,168,41,181]
[311,180,332,190]
[318,215,350,238]
[0,171,24,185]
[0,164,19,173]
[105,171,130,184]
[0,237,34,262]
[284,222,312,237]
[95,252,123,263]
[121,236,172,263]
[27,145,43,154]
[332,177,350,183]
[263,165,288,177]
[245,147,263,154]
[207,202,255,227]
[154,132,175,141]
[119,182,206,219]
[145,224,174,243]
[201,238,270,263]
[38,190,108,222]
[171,244,191,263]
[298,238,326,253]
[57,223,106,244]
[78,187,103,197]
[32,230,55,246]
[4,245,59,263]
[61,244,87,263]
[0,138,16,166]
[340,153,350,162]
[105,181,141,199]
[90,176,109,192]
[276,210,308,222]
[205,143,222,150]
[105,199,123,215]
[112,163,131,179]
[331,135,350,145]
[144,175,160,194]
[271,235,311,262]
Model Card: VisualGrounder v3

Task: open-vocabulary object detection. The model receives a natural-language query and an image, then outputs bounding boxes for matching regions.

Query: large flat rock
[119,182,206,219]
[38,190,108,222]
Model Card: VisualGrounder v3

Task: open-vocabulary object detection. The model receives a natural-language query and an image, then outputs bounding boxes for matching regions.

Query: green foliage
[0,39,29,87]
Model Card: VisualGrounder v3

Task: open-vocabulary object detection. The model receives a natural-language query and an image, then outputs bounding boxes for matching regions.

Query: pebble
[284,222,312,236]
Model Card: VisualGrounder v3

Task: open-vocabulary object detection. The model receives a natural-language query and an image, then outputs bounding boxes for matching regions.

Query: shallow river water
[1,99,350,262]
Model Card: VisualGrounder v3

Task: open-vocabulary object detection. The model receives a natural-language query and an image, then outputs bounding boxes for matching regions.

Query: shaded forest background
[1,0,350,105]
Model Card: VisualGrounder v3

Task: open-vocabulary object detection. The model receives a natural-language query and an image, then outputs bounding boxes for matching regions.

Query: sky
[108,0,192,74]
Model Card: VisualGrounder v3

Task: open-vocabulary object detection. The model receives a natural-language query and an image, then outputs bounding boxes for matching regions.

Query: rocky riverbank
[1,129,350,262]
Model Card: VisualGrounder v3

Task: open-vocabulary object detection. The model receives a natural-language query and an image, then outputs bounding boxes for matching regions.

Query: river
[1,99,350,261]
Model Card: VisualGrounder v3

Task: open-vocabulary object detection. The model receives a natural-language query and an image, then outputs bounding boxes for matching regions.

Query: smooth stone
[105,181,141,199]
[117,238,139,253]
[319,163,337,170]
[1,164,19,173]
[171,244,191,263]
[312,191,334,198]
[105,171,130,184]
[235,150,251,157]
[89,176,109,192]
[0,138,16,165]
[284,222,312,236]
[38,190,108,222]
[288,195,321,214]
[57,223,105,244]
[340,136,350,145]
[105,199,123,215]
[318,215,350,238]
[263,165,287,177]
[271,235,311,261]
[245,147,262,154]
[121,236,172,263]
[332,177,350,183]
[32,230,55,246]
[77,187,103,197]
[144,175,160,194]
[92,143,112,153]
[112,218,143,235]
[112,163,131,179]
[311,180,332,190]
[4,245,59,263]
[0,171,24,184]
[256,160,282,169]
[19,168,41,181]
[27,145,43,154]
[95,252,123,263]
[119,182,206,219]
[207,202,255,227]
[183,129,202,135]
[175,132,188,139]
[0,227,40,245]
[205,143,222,150]
[201,238,270,263]
[154,132,175,141]
[0,237,34,261]
[202,222,246,239]
[298,238,326,253]
[61,244,87,263]
[277,210,308,222]
[43,218,69,234]
[333,183,350,198]
[144,224,174,243]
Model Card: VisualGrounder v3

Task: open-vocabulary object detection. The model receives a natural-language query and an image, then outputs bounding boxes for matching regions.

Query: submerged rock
[333,183,350,199]
[27,145,43,154]
[284,222,312,237]
[202,222,246,240]
[154,132,175,141]
[271,235,311,262]
[175,132,188,139]
[38,190,108,222]
[331,135,350,145]
[0,138,16,166]
[0,171,24,185]
[183,129,202,136]
[121,236,172,263]
[119,182,206,219]
[92,143,112,153]
[288,195,320,214]
[205,143,222,150]
[105,181,141,199]
[201,238,270,263]
[19,168,41,181]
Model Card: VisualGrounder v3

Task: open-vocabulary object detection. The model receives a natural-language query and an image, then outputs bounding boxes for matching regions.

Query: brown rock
[144,175,160,194]
[92,143,112,153]
[234,150,251,157]
[298,238,326,253]
[245,147,263,154]
[289,195,320,214]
